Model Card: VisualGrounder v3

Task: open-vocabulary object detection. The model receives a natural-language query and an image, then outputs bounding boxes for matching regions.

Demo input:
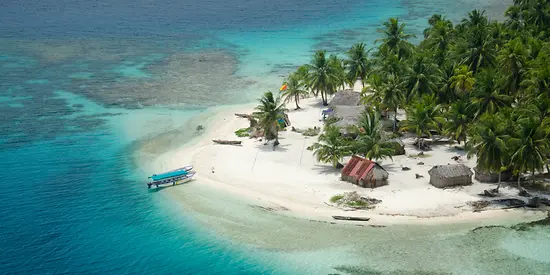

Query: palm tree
[281,72,308,109]
[466,114,510,192]
[376,18,415,60]
[307,50,340,106]
[497,38,529,96]
[470,69,512,118]
[461,9,488,29]
[521,48,550,98]
[424,18,454,65]
[508,115,550,187]
[400,95,443,150]
[308,125,350,168]
[350,108,395,161]
[363,73,405,132]
[253,91,288,146]
[404,51,442,101]
[345,43,371,87]
[461,26,497,73]
[449,65,475,96]
[444,99,474,144]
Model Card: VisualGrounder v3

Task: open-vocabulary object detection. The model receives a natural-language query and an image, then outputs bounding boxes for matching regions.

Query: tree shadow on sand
[311,164,341,175]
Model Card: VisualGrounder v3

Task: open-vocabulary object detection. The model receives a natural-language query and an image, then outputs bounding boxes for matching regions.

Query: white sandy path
[150,94,546,225]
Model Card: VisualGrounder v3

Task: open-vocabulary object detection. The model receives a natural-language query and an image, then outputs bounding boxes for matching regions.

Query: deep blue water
[0,0,516,274]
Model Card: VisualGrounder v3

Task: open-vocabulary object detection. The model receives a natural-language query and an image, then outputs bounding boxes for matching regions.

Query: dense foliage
[273,1,550,188]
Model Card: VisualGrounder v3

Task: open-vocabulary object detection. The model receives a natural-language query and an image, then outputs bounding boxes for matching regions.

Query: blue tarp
[151,169,188,181]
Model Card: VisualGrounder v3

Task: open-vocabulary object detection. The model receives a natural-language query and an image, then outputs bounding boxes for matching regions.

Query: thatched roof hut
[329,90,361,106]
[328,105,365,130]
[474,167,512,183]
[341,156,389,188]
[428,164,473,188]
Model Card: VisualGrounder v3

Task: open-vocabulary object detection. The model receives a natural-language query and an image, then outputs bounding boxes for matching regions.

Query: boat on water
[147,165,196,189]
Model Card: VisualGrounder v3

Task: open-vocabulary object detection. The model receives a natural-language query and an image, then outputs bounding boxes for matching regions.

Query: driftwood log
[213,140,242,145]
[332,215,370,221]
[235,113,253,119]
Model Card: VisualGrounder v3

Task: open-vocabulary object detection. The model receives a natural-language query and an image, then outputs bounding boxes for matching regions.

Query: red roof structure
[341,156,389,188]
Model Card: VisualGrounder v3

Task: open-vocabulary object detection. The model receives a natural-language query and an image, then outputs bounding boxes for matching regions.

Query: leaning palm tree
[349,108,395,161]
[253,91,288,146]
[345,42,371,87]
[281,72,308,110]
[308,125,350,168]
[466,114,510,192]
[400,95,443,150]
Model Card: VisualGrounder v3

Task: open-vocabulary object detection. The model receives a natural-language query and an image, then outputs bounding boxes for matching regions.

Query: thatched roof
[428,164,473,178]
[329,105,365,129]
[329,90,361,106]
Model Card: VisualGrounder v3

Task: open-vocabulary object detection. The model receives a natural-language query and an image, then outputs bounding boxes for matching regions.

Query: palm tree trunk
[320,90,326,105]
[517,173,521,189]
[295,94,300,109]
[393,108,398,133]
[532,169,535,185]
[322,90,328,106]
[496,172,502,192]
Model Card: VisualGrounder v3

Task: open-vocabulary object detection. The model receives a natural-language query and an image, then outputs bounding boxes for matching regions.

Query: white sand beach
[144,83,548,226]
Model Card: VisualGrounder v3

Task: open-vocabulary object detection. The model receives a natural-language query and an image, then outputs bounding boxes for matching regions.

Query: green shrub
[330,195,344,203]
[235,127,251,137]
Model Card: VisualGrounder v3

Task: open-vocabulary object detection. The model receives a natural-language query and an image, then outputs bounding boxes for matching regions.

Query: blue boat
[147,165,196,189]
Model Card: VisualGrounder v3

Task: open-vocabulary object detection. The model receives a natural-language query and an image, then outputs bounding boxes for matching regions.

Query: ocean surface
[1,0,549,274]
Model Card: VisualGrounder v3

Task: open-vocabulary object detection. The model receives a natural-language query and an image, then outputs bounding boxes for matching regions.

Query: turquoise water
[3,0,548,274]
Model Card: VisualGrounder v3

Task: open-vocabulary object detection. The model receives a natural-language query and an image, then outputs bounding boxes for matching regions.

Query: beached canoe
[332,216,370,221]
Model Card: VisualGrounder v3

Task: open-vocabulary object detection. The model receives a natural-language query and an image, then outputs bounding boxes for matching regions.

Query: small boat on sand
[147,165,196,189]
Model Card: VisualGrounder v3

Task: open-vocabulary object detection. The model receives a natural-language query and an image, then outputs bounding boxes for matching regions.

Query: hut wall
[474,169,513,183]
[430,175,472,188]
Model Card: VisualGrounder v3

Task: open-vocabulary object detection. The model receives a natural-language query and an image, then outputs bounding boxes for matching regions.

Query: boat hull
[147,171,196,189]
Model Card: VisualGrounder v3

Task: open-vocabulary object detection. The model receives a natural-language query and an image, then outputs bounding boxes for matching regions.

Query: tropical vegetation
[258,1,550,190]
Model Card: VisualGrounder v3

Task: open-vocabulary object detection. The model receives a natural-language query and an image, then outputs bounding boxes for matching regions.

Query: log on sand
[332,215,370,221]
[235,113,253,119]
[213,140,242,145]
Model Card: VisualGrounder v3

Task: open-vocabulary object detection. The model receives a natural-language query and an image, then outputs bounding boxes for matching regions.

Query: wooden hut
[341,156,389,188]
[428,164,473,188]
[474,167,512,183]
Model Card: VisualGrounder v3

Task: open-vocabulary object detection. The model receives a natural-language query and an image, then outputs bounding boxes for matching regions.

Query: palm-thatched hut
[341,156,389,188]
[329,89,362,106]
[474,167,512,183]
[428,164,473,188]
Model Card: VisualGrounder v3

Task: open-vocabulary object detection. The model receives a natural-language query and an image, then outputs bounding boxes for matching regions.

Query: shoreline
[136,92,547,228]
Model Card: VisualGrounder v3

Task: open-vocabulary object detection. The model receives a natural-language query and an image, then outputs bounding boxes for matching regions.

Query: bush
[235,127,251,137]
[330,194,344,203]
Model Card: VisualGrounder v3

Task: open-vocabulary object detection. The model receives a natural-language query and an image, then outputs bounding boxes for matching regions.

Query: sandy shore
[141,85,547,226]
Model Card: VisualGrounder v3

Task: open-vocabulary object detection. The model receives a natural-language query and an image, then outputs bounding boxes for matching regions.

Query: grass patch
[234,127,250,137]
[330,194,344,203]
